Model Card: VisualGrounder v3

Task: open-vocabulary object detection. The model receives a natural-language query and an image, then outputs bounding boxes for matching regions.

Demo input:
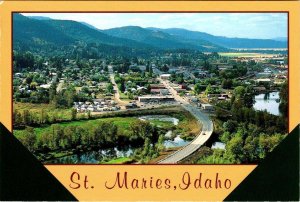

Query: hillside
[13,13,286,57]
[13,13,75,47]
[13,14,226,56]
[102,26,225,51]
[13,14,159,57]
[42,21,154,49]
[148,27,287,49]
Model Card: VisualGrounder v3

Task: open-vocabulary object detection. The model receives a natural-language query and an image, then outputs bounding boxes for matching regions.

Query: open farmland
[219,52,280,58]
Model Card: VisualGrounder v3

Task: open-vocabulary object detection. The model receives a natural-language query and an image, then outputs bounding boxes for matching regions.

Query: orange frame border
[1,1,299,201]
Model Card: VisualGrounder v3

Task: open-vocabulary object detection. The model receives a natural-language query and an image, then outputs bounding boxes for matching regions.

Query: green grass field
[14,116,178,138]
[13,105,201,163]
[104,157,133,164]
[14,104,200,150]
[14,117,139,138]
[14,102,73,121]
[119,92,132,101]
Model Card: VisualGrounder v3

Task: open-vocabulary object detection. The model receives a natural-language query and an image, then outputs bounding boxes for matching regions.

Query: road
[108,65,129,105]
[158,79,214,164]
[56,79,64,92]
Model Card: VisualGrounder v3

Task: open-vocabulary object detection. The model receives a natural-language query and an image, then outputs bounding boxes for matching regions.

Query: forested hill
[13,13,286,57]
[13,14,159,57]
[13,14,225,56]
[148,27,287,49]
[41,20,155,49]
[101,26,225,51]
[13,13,75,46]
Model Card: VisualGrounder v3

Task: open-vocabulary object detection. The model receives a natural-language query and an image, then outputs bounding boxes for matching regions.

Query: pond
[139,115,189,148]
[253,91,281,116]
[164,134,190,148]
[139,115,179,125]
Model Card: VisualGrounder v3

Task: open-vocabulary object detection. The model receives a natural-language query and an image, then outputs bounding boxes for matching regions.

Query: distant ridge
[13,13,159,54]
[79,21,99,30]
[272,37,287,42]
[147,27,287,49]
[101,26,225,51]
[13,14,225,53]
[13,13,287,56]
[27,16,53,21]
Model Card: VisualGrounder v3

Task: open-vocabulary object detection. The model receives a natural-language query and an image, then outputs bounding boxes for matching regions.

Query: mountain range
[13,14,287,55]
[147,27,287,49]
[101,26,225,51]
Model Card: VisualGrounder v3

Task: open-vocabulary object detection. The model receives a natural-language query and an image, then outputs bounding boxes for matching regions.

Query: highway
[107,67,213,163]
[158,79,214,164]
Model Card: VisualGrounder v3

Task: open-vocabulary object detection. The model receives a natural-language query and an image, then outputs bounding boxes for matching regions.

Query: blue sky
[21,13,287,39]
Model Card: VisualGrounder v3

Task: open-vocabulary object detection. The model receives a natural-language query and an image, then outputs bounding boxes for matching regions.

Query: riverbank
[15,105,201,164]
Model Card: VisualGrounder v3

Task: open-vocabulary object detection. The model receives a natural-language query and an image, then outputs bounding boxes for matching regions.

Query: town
[13,50,288,164]
[12,13,288,164]
[13,52,287,115]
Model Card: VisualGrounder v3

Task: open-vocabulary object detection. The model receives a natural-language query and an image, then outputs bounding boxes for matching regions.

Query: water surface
[46,115,189,163]
[253,91,280,116]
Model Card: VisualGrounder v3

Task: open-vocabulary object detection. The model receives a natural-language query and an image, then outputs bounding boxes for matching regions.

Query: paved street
[107,69,214,164]
[108,65,129,105]
[158,79,214,164]
[56,79,64,92]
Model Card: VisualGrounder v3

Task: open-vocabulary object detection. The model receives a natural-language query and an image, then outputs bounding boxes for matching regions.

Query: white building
[160,74,171,80]
[256,78,272,84]
[39,84,51,89]
[201,103,214,111]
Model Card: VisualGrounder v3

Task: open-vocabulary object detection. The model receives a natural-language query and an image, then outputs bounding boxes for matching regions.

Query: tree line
[196,121,285,164]
[17,119,165,163]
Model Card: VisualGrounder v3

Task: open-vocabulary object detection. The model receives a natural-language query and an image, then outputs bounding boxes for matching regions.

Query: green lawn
[104,157,132,164]
[14,117,139,138]
[119,92,131,101]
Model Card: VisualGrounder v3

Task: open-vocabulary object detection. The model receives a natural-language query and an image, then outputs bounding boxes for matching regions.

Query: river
[46,147,133,164]
[253,91,281,116]
[46,115,190,164]
[139,115,189,148]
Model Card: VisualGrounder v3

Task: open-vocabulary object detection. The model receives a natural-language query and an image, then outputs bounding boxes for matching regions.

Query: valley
[13,13,288,164]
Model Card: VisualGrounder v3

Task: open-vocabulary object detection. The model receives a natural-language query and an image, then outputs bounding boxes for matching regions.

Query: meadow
[14,102,74,121]
[14,116,177,138]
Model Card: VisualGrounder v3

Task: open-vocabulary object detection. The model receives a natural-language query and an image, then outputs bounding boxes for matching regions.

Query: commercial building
[138,96,175,103]
[160,74,171,80]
